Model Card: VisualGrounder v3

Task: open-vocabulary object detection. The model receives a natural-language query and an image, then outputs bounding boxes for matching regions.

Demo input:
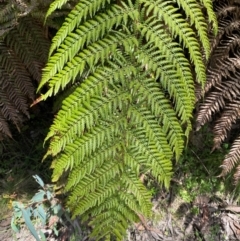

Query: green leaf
[37,205,47,225]
[11,217,20,233]
[21,208,41,241]
[33,175,45,188]
[31,190,46,203]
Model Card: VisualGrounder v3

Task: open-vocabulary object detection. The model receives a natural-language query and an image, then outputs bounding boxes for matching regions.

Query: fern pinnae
[88,196,139,227]
[200,0,218,35]
[136,46,193,123]
[49,0,111,55]
[18,18,50,63]
[46,89,130,157]
[129,105,172,159]
[5,30,43,81]
[213,100,240,149]
[44,62,137,157]
[71,161,123,198]
[45,0,70,19]
[123,173,152,209]
[65,141,123,190]
[0,3,16,24]
[39,32,137,98]
[53,117,126,182]
[176,0,210,59]
[0,75,29,117]
[0,113,11,137]
[137,77,184,158]
[0,46,35,100]
[126,127,172,179]
[70,180,121,215]
[220,136,240,177]
[141,0,206,84]
[138,19,195,104]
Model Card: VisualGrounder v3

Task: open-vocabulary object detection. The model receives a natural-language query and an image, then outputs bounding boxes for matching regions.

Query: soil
[0,216,35,241]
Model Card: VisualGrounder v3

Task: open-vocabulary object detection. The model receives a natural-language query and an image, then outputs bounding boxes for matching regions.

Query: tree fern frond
[63,139,123,190]
[0,112,11,137]
[39,0,216,238]
[0,3,16,24]
[136,45,193,132]
[5,30,43,82]
[0,45,35,100]
[0,16,50,137]
[211,17,240,52]
[141,0,206,84]
[137,18,196,109]
[215,0,240,18]
[45,0,71,19]
[199,0,218,35]
[197,0,240,182]
[176,0,210,58]
[233,164,240,184]
[197,75,240,129]
[17,17,50,63]
[220,136,240,177]
[40,33,138,98]
[213,100,240,149]
[49,0,111,55]
[134,76,185,158]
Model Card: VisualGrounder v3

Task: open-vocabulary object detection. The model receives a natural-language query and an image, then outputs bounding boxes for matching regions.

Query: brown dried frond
[233,164,240,184]
[203,57,240,97]
[211,34,240,61]
[197,70,240,130]
[215,0,240,19]
[0,16,50,137]
[220,136,240,177]
[210,0,240,52]
[213,100,240,149]
[197,91,225,130]
[0,112,11,137]
[197,0,240,181]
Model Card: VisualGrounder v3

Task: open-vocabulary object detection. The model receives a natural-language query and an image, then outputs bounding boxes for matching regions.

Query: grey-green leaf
[21,208,41,241]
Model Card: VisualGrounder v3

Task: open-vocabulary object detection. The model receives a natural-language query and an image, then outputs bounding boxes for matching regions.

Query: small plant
[11,175,81,241]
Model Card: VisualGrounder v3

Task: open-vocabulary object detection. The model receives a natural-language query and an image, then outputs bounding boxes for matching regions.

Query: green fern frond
[200,0,218,35]
[136,45,193,135]
[176,0,210,58]
[39,0,216,239]
[138,18,195,103]
[141,0,206,84]
[49,0,111,55]
[40,33,138,98]
[45,0,71,19]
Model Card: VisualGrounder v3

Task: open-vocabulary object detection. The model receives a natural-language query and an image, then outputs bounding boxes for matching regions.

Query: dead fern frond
[197,0,240,182]
[0,17,50,137]
[221,136,240,177]
[213,100,240,149]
